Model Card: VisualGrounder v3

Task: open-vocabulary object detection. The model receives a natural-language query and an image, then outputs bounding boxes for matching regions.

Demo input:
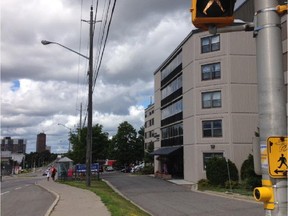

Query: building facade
[1,137,27,154]
[1,137,26,175]
[36,132,46,153]
[146,1,287,183]
[144,104,156,152]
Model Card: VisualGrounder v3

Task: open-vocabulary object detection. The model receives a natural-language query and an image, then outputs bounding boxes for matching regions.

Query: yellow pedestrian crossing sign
[267,136,287,178]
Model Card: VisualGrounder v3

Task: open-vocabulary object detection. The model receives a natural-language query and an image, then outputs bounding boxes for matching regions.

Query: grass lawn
[198,184,254,197]
[62,180,151,216]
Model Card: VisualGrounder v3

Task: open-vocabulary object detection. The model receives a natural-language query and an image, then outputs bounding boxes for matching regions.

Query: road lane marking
[15,187,22,190]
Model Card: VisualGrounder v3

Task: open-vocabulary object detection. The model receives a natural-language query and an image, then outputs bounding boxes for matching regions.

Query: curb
[102,179,153,216]
[36,181,60,216]
[194,189,260,204]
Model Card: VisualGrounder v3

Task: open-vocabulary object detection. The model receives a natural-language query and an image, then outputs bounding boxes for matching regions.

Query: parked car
[42,169,50,176]
[121,166,131,173]
[131,163,145,173]
[106,166,114,172]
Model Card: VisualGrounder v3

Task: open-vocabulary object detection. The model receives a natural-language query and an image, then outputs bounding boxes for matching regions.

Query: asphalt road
[102,172,265,216]
[1,174,55,216]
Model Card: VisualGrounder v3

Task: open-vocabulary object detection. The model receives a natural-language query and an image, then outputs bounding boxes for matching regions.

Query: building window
[201,63,221,80]
[203,152,223,170]
[202,91,221,109]
[161,75,182,99]
[161,51,182,80]
[201,35,220,53]
[161,99,183,120]
[202,120,222,137]
[161,123,183,140]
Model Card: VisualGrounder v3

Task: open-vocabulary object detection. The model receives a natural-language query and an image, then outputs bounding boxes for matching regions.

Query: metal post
[254,0,287,215]
[86,6,93,187]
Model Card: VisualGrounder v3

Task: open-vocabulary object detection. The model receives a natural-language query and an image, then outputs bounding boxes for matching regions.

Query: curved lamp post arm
[57,123,72,152]
[41,40,89,60]
[57,123,72,131]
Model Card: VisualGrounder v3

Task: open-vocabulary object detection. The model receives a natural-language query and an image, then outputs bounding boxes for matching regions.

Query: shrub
[240,154,261,190]
[140,165,154,175]
[225,180,239,189]
[206,157,239,186]
[198,179,210,188]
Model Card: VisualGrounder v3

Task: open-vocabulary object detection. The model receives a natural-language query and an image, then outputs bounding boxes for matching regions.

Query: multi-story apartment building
[1,137,27,154]
[145,0,287,183]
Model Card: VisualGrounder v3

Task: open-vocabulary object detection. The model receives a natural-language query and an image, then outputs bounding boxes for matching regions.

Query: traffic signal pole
[254,0,287,215]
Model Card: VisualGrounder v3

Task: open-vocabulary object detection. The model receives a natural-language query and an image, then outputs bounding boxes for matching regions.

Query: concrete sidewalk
[37,179,111,216]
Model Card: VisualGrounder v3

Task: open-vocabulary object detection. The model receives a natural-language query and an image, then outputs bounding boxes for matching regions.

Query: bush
[206,157,239,186]
[140,165,154,175]
[240,154,261,190]
[198,179,210,188]
[225,180,239,189]
[245,177,262,190]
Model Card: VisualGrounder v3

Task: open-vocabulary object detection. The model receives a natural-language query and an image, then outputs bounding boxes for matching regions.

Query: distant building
[144,104,156,152]
[0,137,26,175]
[1,137,26,154]
[46,145,51,152]
[36,133,46,153]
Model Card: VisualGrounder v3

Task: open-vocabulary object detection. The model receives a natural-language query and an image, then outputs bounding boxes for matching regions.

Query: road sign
[267,136,287,178]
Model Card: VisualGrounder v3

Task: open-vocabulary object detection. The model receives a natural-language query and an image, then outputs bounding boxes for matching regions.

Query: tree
[135,126,145,161]
[68,124,110,164]
[144,141,154,164]
[68,127,87,164]
[111,121,143,166]
[25,151,57,168]
[91,124,110,162]
[206,157,238,186]
[240,154,261,189]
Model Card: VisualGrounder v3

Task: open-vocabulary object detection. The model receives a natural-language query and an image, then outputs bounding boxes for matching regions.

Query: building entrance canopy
[150,146,183,156]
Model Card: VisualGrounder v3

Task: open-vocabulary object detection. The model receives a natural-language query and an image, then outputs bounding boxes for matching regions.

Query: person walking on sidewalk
[51,166,57,181]
[46,168,51,181]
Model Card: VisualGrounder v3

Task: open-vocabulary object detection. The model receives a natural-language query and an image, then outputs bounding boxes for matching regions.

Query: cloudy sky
[1,0,245,153]
[1,0,195,153]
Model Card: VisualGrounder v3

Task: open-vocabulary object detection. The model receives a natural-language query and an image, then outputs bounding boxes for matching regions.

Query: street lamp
[41,40,89,60]
[42,6,94,187]
[58,123,72,152]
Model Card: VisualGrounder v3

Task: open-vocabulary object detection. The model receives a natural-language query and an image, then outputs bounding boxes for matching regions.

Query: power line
[93,0,117,91]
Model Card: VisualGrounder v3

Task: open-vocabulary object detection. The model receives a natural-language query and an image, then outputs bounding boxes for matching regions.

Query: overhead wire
[75,0,86,129]
[93,0,110,85]
[92,0,117,91]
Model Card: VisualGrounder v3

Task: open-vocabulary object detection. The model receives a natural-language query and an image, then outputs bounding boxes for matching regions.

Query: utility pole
[86,6,94,187]
[254,0,287,215]
[41,6,94,187]
[79,103,82,130]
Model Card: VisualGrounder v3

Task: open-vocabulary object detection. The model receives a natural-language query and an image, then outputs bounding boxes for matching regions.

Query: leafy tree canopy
[110,121,144,166]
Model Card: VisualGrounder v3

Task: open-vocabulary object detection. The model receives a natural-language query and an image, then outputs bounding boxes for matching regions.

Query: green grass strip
[62,180,151,216]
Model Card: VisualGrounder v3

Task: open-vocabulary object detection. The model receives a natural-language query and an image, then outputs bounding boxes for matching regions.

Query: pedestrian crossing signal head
[253,180,275,210]
[191,0,236,30]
